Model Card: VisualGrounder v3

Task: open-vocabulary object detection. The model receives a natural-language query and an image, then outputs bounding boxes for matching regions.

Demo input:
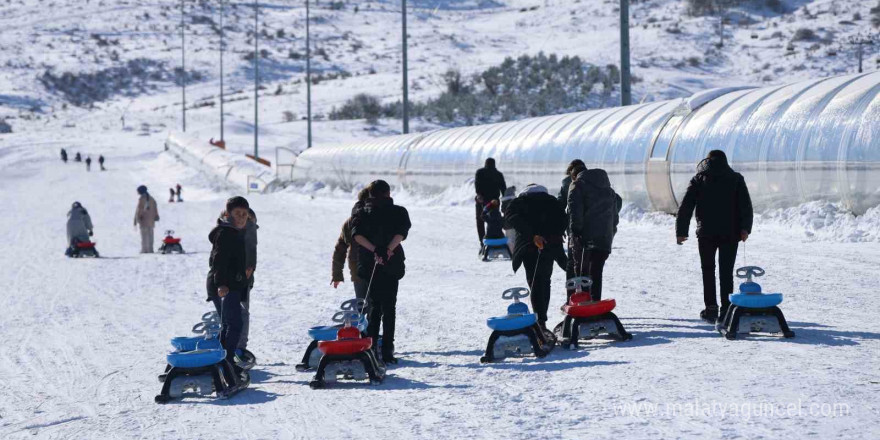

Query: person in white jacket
[134,185,159,253]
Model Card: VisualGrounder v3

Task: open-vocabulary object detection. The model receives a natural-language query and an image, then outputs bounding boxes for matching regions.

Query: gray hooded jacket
[567,169,622,253]
[67,206,93,244]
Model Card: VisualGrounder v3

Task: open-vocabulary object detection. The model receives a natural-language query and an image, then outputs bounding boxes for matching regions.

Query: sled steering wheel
[201,311,219,323]
[192,321,221,335]
[502,287,530,301]
[332,310,360,325]
[566,276,593,291]
[736,266,765,282]
[339,298,365,312]
[165,230,175,236]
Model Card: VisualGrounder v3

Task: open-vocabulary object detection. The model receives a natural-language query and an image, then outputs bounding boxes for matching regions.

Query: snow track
[0,134,878,439]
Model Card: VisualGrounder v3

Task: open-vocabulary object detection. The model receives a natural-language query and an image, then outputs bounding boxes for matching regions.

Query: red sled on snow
[66,239,99,258]
[309,311,385,389]
[554,277,632,349]
[159,230,185,254]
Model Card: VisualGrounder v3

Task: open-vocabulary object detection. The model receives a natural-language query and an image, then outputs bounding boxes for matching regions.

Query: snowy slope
[2,0,878,157]
[1,123,878,439]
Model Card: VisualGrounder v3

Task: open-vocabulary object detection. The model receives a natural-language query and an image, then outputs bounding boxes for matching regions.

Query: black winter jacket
[207,220,248,298]
[676,159,754,241]
[568,169,622,253]
[505,192,567,273]
[352,197,412,281]
[557,175,573,214]
[474,166,507,202]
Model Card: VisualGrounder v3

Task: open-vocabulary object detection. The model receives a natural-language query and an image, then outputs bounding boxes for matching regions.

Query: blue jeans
[218,290,244,364]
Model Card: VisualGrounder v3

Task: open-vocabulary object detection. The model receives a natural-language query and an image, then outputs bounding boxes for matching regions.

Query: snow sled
[480,287,555,363]
[480,237,512,262]
[554,277,632,349]
[717,266,795,340]
[158,230,185,254]
[309,311,385,389]
[296,299,368,372]
[65,240,99,258]
[155,311,249,403]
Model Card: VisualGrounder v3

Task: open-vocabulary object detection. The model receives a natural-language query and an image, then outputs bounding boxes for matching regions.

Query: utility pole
[181,0,186,131]
[402,0,409,133]
[619,0,632,106]
[219,0,225,142]
[254,1,259,159]
[848,33,877,74]
[306,0,312,149]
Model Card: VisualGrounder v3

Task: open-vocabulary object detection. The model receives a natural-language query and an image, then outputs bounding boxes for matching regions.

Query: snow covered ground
[1,131,878,439]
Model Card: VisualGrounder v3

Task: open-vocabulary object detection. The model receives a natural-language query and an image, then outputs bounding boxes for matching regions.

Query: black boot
[382,341,397,365]
[700,306,719,324]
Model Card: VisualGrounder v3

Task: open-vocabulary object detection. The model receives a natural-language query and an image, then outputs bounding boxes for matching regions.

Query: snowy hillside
[1,0,878,156]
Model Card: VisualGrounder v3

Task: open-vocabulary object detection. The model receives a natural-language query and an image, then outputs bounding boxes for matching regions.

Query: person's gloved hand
[155,215,160,221]
[374,246,388,265]
[88,230,93,237]
[533,235,546,250]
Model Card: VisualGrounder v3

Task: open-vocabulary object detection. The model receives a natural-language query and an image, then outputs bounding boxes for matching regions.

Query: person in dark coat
[481,199,504,240]
[474,158,507,244]
[676,150,753,323]
[352,180,411,364]
[239,208,258,352]
[60,148,68,163]
[176,183,183,202]
[169,188,176,203]
[74,152,82,162]
[85,156,92,171]
[559,159,585,284]
[504,184,567,331]
[332,188,370,299]
[567,164,622,301]
[98,155,105,171]
[206,196,251,375]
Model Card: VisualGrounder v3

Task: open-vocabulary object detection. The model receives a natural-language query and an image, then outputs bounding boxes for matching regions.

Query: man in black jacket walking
[352,180,412,364]
[474,158,506,244]
[567,164,622,301]
[676,150,753,323]
[505,184,567,332]
[207,196,251,376]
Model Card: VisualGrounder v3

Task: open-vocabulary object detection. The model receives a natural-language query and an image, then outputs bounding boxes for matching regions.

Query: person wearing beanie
[133,185,159,253]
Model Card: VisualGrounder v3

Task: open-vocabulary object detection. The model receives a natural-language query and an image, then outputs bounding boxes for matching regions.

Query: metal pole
[402,0,409,133]
[619,0,631,106]
[306,0,312,149]
[220,0,225,142]
[857,41,863,73]
[254,1,259,159]
[181,0,186,131]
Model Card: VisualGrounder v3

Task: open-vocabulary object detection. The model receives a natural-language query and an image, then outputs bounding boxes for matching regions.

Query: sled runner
[554,277,632,349]
[717,266,795,340]
[480,287,555,363]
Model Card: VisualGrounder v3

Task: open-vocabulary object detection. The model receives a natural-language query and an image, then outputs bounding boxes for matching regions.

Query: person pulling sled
[65,202,98,258]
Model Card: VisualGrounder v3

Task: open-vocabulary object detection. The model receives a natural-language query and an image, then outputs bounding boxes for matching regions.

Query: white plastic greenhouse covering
[291,71,879,214]
[166,132,278,193]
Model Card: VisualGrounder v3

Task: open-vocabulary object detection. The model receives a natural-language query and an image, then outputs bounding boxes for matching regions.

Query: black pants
[569,244,610,301]
[366,276,399,355]
[698,238,739,309]
[523,250,555,327]
[219,289,244,365]
[475,201,485,243]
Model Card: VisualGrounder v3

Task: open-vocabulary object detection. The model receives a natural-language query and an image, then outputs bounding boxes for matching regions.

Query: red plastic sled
[163,237,181,244]
[317,327,373,356]
[563,295,616,318]
[76,241,96,249]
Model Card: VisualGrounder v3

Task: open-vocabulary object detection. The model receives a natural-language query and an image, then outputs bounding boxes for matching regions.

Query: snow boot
[700,306,719,324]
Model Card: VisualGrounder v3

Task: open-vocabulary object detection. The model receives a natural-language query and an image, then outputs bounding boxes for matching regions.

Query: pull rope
[528,249,543,294]
[358,259,380,317]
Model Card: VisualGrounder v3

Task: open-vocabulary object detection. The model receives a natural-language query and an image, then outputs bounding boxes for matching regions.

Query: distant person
[98,155,105,171]
[207,197,251,383]
[134,185,160,253]
[676,150,753,324]
[176,183,183,202]
[74,152,82,162]
[65,201,93,255]
[332,188,371,299]
[567,163,622,301]
[474,158,506,245]
[239,208,258,358]
[60,148,68,163]
[352,180,411,364]
[168,188,176,203]
[505,184,567,333]
[85,156,92,171]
